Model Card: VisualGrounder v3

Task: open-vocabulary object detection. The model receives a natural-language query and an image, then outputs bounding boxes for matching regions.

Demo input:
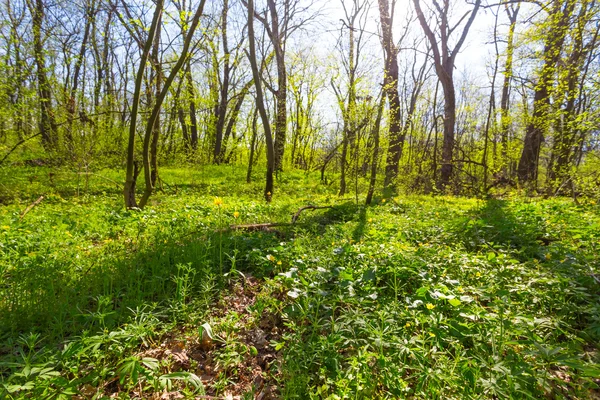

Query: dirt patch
[102,274,285,399]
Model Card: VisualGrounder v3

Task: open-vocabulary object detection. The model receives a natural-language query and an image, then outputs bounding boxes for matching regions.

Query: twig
[75,172,122,188]
[20,196,44,220]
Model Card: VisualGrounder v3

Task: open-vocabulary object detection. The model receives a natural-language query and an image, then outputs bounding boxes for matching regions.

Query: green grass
[0,165,599,399]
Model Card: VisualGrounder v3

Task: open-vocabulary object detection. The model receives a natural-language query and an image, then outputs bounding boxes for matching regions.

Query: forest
[0,0,599,398]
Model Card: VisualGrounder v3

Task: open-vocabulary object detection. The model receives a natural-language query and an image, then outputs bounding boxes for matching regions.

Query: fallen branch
[20,196,44,220]
[0,132,42,166]
[228,222,290,231]
[291,205,332,223]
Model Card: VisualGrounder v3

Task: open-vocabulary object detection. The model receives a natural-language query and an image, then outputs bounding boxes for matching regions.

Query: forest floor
[0,165,599,399]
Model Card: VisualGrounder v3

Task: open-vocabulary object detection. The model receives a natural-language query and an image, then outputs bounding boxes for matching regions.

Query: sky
[289,0,510,124]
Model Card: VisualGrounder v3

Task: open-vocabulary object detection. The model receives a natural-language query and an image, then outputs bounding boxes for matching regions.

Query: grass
[0,164,599,399]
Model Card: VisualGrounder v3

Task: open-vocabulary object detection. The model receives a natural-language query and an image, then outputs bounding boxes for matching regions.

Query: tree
[332,0,370,196]
[517,0,575,184]
[547,0,599,190]
[377,0,404,189]
[413,0,481,190]
[123,0,206,208]
[26,0,58,150]
[499,1,520,175]
[247,0,275,202]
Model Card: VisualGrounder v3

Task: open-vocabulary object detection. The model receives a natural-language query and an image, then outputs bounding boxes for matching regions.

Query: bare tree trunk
[123,0,163,208]
[149,12,162,187]
[366,93,385,204]
[138,0,205,208]
[214,0,230,164]
[247,108,259,183]
[247,0,275,202]
[499,3,519,175]
[267,0,287,172]
[413,0,481,191]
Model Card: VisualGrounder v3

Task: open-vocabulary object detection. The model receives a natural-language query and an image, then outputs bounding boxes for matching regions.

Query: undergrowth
[0,165,599,399]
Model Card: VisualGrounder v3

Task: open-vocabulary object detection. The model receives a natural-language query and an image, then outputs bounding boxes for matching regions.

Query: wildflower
[405,322,411,328]
[368,218,373,223]
[457,286,464,293]
[475,272,481,277]
[277,261,282,266]
[213,197,223,207]
[428,332,436,337]
[233,211,240,219]
[382,199,386,203]
[545,253,551,260]
[266,254,275,262]
[426,303,435,310]
[1,225,9,230]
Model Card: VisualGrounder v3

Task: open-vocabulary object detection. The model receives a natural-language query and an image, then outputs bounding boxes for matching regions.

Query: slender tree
[413,0,481,190]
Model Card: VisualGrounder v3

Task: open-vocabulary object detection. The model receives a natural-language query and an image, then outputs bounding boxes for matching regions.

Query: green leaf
[448,298,462,307]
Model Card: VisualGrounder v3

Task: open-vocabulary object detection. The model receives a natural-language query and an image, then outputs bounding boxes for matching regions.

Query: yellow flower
[266,254,275,262]
[277,261,282,265]
[213,197,223,207]
[266,192,271,196]
[405,322,411,328]
[428,332,436,337]
[1,225,9,230]
[476,272,482,277]
[382,199,386,203]
[233,211,240,219]
[545,253,551,260]
[368,218,373,223]
[426,303,435,310]
[457,286,464,293]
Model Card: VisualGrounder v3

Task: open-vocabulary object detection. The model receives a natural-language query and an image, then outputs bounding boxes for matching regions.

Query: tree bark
[27,0,58,150]
[378,0,404,190]
[517,0,575,184]
[413,0,481,191]
[247,0,275,202]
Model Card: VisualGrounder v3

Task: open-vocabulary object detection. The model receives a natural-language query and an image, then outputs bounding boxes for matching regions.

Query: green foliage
[0,166,599,398]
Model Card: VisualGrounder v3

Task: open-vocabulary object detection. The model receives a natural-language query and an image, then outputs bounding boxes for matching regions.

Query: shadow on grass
[0,226,280,346]
[0,201,362,346]
[453,199,545,260]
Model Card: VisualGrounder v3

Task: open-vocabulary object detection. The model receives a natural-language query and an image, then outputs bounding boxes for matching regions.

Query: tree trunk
[28,0,58,151]
[123,0,163,208]
[517,0,575,184]
[267,0,287,172]
[366,94,385,204]
[378,0,404,190]
[248,0,275,202]
[499,4,519,175]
